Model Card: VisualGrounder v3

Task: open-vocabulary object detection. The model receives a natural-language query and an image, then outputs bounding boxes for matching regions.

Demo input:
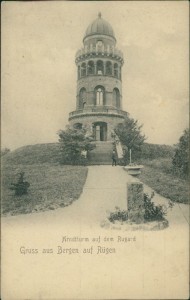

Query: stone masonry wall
[69,114,124,140]
[76,75,122,109]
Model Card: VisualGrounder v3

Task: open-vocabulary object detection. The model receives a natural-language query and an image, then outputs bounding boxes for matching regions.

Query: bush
[114,117,146,164]
[172,128,189,178]
[10,172,30,196]
[108,193,172,224]
[108,206,128,223]
[58,126,95,165]
[144,192,167,221]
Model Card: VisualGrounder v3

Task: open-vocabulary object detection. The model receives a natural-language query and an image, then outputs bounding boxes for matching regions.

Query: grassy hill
[1,142,188,216]
[2,143,62,165]
[1,143,88,216]
[2,142,175,166]
[139,158,189,204]
[141,143,175,160]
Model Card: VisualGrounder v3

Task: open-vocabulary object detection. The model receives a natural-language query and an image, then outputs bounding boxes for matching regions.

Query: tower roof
[84,13,115,41]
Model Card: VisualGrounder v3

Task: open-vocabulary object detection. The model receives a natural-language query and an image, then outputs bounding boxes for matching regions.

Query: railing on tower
[75,47,124,63]
[69,107,129,118]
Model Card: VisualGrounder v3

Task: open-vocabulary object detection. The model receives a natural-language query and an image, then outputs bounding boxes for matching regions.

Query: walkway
[1,166,189,300]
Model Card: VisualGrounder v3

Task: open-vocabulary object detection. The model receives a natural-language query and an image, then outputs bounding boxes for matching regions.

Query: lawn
[139,159,189,204]
[1,162,88,216]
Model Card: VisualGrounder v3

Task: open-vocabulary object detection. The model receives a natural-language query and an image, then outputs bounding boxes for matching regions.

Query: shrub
[108,206,128,223]
[114,117,146,164]
[144,192,167,221]
[10,172,30,196]
[108,193,173,224]
[172,128,189,178]
[58,126,95,165]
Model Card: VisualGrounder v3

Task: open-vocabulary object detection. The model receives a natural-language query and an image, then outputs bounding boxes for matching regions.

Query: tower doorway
[93,122,107,141]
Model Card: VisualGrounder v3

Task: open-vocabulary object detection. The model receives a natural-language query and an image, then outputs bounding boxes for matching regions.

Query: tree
[172,128,189,178]
[58,126,95,165]
[114,117,146,163]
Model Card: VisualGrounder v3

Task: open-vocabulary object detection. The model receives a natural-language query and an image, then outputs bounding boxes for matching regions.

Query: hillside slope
[2,142,175,166]
[1,143,88,216]
[2,143,61,165]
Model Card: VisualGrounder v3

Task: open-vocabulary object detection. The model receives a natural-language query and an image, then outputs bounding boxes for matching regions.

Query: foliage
[108,206,128,223]
[10,172,30,196]
[144,192,168,221]
[108,193,172,224]
[172,128,189,178]
[58,126,95,165]
[141,143,174,160]
[1,147,10,156]
[114,117,146,163]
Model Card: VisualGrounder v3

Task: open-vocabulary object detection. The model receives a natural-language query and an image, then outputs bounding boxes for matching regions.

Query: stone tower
[69,13,128,142]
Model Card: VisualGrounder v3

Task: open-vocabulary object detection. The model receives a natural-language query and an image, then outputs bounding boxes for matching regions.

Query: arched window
[114,63,119,78]
[81,63,86,77]
[78,66,80,79]
[95,86,104,106]
[96,88,103,106]
[105,61,112,76]
[113,88,120,108]
[97,60,104,75]
[79,88,86,109]
[119,66,122,80]
[87,61,95,75]
[96,40,103,53]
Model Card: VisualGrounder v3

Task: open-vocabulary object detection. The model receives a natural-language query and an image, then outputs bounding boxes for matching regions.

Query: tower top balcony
[75,46,124,64]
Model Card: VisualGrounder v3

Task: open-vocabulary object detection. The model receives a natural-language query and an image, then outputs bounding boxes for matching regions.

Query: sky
[2,1,189,150]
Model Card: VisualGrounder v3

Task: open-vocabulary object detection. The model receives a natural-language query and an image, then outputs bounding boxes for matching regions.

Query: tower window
[88,61,95,75]
[97,40,103,46]
[119,66,122,80]
[81,63,86,77]
[78,66,80,79]
[79,88,87,109]
[96,87,104,106]
[96,41,103,53]
[113,88,120,108]
[114,63,119,78]
[97,60,104,75]
[106,61,112,76]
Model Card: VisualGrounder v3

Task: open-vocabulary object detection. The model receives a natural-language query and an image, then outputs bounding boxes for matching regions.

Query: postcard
[1,1,189,299]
